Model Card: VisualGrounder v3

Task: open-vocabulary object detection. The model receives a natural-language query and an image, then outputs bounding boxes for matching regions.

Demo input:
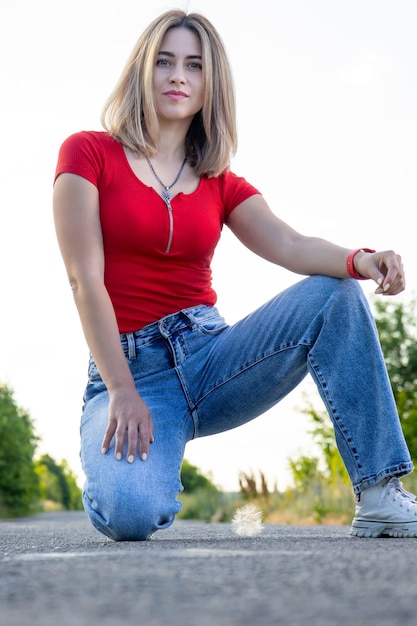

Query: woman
[53,9,417,540]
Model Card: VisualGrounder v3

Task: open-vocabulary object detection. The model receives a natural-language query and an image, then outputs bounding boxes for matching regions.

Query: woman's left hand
[355,250,405,295]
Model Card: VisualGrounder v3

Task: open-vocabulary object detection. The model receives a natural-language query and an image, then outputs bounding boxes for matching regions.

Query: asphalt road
[1,511,416,626]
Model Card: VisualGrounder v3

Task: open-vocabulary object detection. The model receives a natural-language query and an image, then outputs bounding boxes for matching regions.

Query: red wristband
[346,248,376,280]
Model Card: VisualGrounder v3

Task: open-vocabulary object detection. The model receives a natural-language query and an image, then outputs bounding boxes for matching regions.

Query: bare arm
[227,195,405,295]
[53,173,154,462]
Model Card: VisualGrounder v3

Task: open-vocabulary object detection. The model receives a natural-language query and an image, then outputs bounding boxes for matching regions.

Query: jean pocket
[196,316,229,336]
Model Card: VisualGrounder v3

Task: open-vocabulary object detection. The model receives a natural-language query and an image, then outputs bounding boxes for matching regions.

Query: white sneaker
[351,476,417,538]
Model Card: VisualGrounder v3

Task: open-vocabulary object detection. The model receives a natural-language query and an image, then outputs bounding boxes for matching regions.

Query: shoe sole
[351,519,417,538]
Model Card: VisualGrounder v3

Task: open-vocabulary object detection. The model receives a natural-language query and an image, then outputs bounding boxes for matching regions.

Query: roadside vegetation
[0,384,83,517]
[2,297,417,523]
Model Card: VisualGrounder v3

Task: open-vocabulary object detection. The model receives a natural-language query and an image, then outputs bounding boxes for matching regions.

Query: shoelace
[378,477,417,510]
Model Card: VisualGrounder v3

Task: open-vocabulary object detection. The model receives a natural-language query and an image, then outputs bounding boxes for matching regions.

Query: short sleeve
[54,131,105,187]
[219,171,261,220]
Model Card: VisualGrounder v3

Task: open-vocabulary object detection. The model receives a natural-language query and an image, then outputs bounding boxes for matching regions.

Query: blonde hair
[101,10,237,177]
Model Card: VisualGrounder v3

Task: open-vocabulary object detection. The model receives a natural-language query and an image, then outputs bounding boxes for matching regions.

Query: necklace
[145,156,187,254]
[145,156,187,203]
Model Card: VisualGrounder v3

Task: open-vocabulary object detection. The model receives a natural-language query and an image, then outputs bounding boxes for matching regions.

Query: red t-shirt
[54,131,260,332]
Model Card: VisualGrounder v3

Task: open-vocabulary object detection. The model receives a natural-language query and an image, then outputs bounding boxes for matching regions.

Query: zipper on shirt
[165,201,174,254]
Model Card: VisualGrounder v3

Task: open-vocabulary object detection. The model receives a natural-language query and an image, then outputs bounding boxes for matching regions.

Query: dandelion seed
[231,503,263,537]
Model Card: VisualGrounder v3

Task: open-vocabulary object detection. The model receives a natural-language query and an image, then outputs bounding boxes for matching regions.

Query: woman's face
[152,27,204,124]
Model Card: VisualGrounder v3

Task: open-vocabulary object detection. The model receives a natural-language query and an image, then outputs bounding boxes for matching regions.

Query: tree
[181,459,218,493]
[178,460,224,521]
[0,384,40,516]
[372,298,417,461]
[35,454,83,510]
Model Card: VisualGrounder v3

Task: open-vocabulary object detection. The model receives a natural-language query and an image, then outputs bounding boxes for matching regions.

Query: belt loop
[183,310,197,331]
[126,332,137,360]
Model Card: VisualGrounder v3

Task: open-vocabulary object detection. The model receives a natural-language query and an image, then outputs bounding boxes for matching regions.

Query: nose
[169,62,186,85]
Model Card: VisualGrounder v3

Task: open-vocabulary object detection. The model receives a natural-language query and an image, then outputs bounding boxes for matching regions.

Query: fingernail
[141,453,148,461]
[127,455,134,463]
[101,447,107,454]
[383,283,390,292]
[116,452,122,461]
[377,277,383,285]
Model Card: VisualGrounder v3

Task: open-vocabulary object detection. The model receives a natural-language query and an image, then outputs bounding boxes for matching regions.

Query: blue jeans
[80,276,413,540]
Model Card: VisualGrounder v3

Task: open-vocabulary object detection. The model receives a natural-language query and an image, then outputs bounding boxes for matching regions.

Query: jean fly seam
[173,366,199,438]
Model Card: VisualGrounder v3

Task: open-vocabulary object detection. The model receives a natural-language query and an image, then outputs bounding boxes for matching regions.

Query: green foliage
[372,298,417,461]
[59,459,83,510]
[178,489,231,522]
[288,455,322,492]
[0,382,82,517]
[181,459,218,493]
[284,401,352,522]
[286,399,350,491]
[0,384,40,516]
[35,454,83,510]
[178,459,227,521]
[305,404,350,484]
[266,478,355,525]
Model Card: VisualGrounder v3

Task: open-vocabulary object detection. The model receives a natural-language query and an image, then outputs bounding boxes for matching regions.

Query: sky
[0,0,416,492]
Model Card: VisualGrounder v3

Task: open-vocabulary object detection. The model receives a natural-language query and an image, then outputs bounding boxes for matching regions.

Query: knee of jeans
[83,488,181,542]
[310,275,367,308]
[309,274,361,295]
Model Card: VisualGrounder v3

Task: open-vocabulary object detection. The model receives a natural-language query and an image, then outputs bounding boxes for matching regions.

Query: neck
[152,148,186,165]
[155,120,191,162]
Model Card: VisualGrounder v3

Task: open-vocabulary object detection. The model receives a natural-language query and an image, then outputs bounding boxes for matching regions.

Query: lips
[164,90,188,99]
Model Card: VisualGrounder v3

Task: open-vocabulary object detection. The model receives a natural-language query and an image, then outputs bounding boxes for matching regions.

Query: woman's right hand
[101,387,155,463]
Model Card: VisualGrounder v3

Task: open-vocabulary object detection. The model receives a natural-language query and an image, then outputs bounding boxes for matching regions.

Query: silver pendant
[162,188,171,203]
